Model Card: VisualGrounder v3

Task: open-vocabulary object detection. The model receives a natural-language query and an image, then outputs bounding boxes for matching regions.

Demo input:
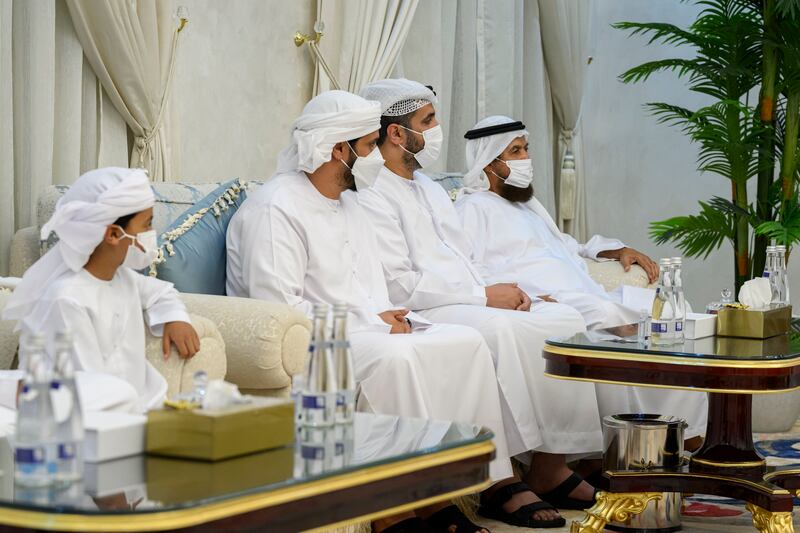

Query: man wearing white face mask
[2,167,200,413]
[455,115,707,445]
[457,115,660,330]
[227,90,523,533]
[358,79,607,528]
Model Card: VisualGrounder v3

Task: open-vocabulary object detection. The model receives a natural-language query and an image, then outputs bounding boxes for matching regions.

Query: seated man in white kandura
[458,115,660,331]
[226,89,525,533]
[358,78,611,529]
[455,114,707,447]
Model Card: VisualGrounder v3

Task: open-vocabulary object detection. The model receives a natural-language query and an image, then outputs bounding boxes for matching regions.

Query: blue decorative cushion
[148,179,251,295]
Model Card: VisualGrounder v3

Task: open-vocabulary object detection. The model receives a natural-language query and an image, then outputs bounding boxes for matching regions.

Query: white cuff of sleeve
[148,310,192,337]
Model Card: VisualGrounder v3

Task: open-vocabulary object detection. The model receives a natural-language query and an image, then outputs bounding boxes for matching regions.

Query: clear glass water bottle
[764,245,778,304]
[651,258,675,345]
[302,303,337,427]
[671,257,686,343]
[51,330,84,484]
[14,336,57,488]
[776,245,789,306]
[332,303,355,424]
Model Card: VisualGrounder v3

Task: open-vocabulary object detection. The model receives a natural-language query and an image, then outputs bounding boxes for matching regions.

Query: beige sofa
[3,180,648,401]
[5,183,311,398]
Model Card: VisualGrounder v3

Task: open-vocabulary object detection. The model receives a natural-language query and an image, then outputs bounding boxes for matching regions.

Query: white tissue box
[84,411,146,463]
[84,454,145,496]
[685,313,717,340]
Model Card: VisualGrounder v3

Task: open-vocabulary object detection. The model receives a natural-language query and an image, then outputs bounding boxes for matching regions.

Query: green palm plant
[755,8,800,253]
[615,0,764,294]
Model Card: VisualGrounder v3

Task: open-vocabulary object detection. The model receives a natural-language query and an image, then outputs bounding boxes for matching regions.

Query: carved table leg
[570,491,662,533]
[747,502,794,533]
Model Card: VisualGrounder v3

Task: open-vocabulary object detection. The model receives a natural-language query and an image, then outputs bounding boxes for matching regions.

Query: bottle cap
[333,302,348,314]
[670,257,682,265]
[659,258,671,266]
[312,302,330,318]
[55,329,73,345]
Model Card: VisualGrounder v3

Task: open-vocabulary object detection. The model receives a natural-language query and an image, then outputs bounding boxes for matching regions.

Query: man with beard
[226,91,541,533]
[455,115,659,330]
[358,79,608,529]
[455,114,707,447]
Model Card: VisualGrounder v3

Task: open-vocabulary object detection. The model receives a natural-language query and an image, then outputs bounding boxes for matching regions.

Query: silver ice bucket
[602,414,686,533]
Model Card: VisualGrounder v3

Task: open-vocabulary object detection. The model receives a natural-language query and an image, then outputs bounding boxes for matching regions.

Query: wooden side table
[544,334,800,533]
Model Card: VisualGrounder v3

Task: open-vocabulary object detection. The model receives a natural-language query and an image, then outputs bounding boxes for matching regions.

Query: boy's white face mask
[117,227,158,270]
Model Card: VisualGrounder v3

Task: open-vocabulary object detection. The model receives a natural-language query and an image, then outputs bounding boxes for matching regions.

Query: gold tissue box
[146,397,294,461]
[715,305,792,339]
[146,446,293,503]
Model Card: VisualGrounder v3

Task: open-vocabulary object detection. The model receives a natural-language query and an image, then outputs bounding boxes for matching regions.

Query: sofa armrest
[145,313,227,398]
[585,259,652,292]
[180,294,311,395]
[9,226,40,278]
[0,292,18,371]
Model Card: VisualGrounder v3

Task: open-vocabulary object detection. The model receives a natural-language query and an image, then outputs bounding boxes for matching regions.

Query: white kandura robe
[456,190,708,437]
[225,172,515,480]
[13,268,190,413]
[456,191,638,330]
[359,167,602,455]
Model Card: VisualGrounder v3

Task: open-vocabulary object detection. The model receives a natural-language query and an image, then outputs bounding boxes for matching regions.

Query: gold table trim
[543,372,800,395]
[545,343,800,370]
[0,440,495,532]
[606,471,791,495]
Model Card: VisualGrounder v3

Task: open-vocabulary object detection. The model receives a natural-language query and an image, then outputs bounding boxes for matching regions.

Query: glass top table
[549,327,800,362]
[545,328,800,393]
[0,413,495,532]
[544,329,800,533]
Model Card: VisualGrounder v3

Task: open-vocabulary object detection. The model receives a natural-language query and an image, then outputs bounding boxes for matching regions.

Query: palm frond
[776,0,800,18]
[611,21,706,48]
[755,197,800,246]
[649,201,736,258]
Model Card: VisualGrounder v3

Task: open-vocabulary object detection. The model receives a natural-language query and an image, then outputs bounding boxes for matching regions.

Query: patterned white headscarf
[359,78,437,117]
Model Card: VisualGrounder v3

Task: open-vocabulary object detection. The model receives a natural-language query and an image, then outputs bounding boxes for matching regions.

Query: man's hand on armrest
[598,247,659,283]
[162,321,200,360]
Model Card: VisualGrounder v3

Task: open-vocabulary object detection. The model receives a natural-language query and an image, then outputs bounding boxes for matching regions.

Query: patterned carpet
[328,424,800,532]
[480,424,800,532]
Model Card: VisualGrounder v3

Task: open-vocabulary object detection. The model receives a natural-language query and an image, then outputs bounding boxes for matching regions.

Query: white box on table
[685,313,716,340]
[84,411,146,463]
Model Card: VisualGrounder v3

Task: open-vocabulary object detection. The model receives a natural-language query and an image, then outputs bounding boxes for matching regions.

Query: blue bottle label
[675,322,684,332]
[302,394,325,409]
[301,444,325,460]
[651,322,668,333]
[15,447,45,464]
[58,443,75,460]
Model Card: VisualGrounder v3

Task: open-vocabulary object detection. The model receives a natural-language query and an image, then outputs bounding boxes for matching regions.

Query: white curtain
[0,0,129,277]
[538,0,593,240]
[394,0,557,215]
[65,0,182,182]
[314,0,419,94]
